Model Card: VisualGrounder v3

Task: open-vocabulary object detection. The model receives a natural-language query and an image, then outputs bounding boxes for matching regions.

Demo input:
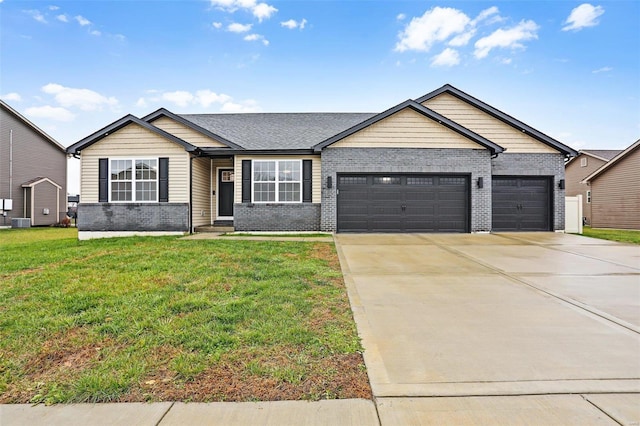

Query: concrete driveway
[334,233,640,424]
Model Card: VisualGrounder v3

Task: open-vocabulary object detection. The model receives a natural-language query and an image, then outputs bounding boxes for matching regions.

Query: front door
[218,169,234,218]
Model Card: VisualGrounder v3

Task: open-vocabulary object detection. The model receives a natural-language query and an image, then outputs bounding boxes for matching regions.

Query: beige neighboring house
[580,139,640,230]
[0,100,67,226]
[565,149,622,225]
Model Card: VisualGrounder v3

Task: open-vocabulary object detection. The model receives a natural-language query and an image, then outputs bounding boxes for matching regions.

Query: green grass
[222,233,332,238]
[0,228,368,403]
[582,226,640,244]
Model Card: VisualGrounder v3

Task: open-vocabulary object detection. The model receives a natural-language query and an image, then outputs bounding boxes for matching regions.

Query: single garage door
[337,174,469,233]
[492,176,552,231]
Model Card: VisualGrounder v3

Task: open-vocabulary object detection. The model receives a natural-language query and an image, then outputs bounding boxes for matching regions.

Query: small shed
[21,177,63,226]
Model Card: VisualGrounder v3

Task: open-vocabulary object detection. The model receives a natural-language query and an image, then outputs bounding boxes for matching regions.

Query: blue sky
[1,1,639,192]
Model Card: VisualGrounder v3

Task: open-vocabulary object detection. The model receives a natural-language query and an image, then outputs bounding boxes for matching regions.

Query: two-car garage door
[337,174,469,233]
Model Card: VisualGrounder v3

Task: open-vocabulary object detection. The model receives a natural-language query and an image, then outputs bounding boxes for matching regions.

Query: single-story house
[67,84,577,239]
[565,149,623,225]
[581,139,640,230]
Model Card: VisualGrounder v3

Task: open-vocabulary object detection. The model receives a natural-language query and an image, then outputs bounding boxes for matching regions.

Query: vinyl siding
[234,155,321,204]
[565,154,607,225]
[590,147,640,230]
[32,181,60,226]
[191,157,211,227]
[152,116,227,147]
[422,93,558,153]
[331,108,480,149]
[80,123,190,203]
[0,106,67,224]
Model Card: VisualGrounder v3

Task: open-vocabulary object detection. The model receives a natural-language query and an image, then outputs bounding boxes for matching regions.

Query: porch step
[194,225,235,233]
[213,220,234,226]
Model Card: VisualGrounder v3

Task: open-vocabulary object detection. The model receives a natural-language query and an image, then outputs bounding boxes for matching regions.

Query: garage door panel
[337,174,469,233]
[492,176,551,232]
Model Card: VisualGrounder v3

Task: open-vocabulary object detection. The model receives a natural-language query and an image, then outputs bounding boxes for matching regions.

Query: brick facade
[491,153,566,231]
[78,203,189,232]
[234,203,321,231]
[320,147,493,232]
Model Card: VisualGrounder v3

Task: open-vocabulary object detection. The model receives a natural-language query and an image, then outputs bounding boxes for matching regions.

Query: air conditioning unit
[11,218,31,228]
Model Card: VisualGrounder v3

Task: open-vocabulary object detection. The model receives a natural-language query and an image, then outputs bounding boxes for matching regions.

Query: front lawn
[0,228,370,404]
[582,226,640,245]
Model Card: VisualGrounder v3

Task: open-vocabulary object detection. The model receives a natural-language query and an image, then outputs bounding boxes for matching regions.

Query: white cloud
[395,7,470,52]
[75,15,91,26]
[25,10,47,24]
[471,6,501,25]
[212,22,223,29]
[431,48,460,67]
[562,3,604,31]
[135,97,147,108]
[49,5,60,10]
[56,14,68,22]
[592,66,612,73]
[42,83,118,111]
[221,99,261,112]
[210,0,277,22]
[500,58,513,65]
[2,93,22,102]
[162,91,194,107]
[474,19,539,59]
[396,13,406,21]
[244,33,269,45]
[280,18,306,30]
[195,90,232,107]
[228,22,252,33]
[25,105,75,122]
[90,30,101,36]
[448,30,475,47]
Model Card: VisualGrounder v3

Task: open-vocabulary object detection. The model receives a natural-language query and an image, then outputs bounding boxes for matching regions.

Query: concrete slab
[583,393,640,425]
[332,233,431,246]
[451,244,638,275]
[520,275,640,328]
[555,244,640,269]
[376,396,618,425]
[340,244,494,275]
[160,399,378,426]
[499,232,621,246]
[426,233,526,245]
[349,274,640,395]
[0,402,172,426]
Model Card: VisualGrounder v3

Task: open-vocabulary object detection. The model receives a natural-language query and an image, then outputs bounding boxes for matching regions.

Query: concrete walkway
[334,232,640,425]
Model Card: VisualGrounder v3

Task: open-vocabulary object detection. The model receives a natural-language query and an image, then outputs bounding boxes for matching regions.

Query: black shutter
[302,160,312,203]
[159,157,169,202]
[242,160,251,203]
[98,158,108,202]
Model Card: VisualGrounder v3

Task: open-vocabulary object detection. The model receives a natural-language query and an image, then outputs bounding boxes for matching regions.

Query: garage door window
[253,160,301,203]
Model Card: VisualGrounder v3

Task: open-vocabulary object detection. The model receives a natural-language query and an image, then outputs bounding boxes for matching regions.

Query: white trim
[108,157,159,203]
[215,167,235,220]
[78,231,185,240]
[251,159,302,203]
[210,159,214,225]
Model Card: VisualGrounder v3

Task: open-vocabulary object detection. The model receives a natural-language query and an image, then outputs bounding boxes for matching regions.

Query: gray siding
[565,154,606,225]
[320,148,492,232]
[32,181,59,226]
[234,203,321,231]
[78,203,189,231]
[491,153,566,231]
[0,106,67,224]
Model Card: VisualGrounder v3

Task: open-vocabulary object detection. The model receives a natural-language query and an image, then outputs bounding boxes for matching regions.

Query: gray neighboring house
[565,149,623,225]
[0,100,67,226]
[67,84,577,239]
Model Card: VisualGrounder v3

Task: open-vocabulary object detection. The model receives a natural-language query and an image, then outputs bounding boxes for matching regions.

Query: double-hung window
[110,159,158,202]
[253,160,301,202]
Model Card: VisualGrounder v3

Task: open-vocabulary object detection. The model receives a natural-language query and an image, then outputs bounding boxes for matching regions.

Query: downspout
[189,156,194,234]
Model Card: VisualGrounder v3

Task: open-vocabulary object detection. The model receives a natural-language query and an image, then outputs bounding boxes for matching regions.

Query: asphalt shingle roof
[179,113,376,150]
[581,149,623,161]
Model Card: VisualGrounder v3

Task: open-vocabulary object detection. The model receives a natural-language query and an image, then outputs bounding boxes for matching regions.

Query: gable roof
[0,100,66,153]
[143,108,244,150]
[580,149,623,162]
[313,99,505,155]
[416,84,577,157]
[180,113,376,151]
[67,114,197,155]
[21,176,62,189]
[581,139,640,183]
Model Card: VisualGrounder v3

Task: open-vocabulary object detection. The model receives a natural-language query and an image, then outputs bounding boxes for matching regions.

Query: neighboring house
[581,139,640,230]
[0,100,67,226]
[565,149,622,225]
[67,84,577,239]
